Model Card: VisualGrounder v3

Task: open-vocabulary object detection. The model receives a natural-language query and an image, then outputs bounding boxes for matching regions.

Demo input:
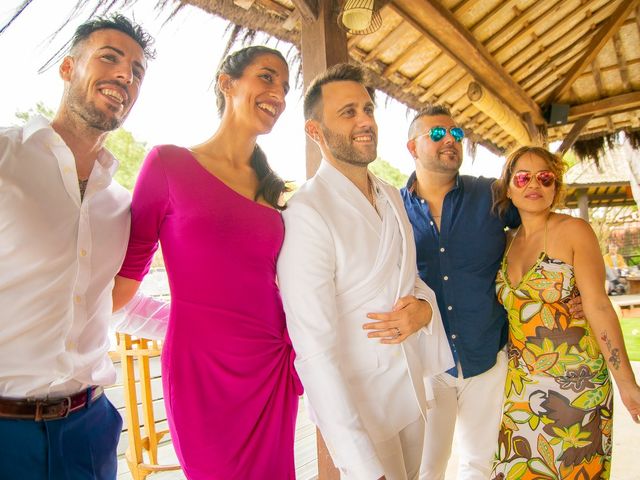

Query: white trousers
[342,417,424,480]
[419,350,508,480]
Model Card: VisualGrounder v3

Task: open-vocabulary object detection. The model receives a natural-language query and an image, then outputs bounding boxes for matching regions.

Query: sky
[0,0,505,184]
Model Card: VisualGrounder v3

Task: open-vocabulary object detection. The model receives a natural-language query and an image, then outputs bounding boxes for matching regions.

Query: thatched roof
[170,0,640,157]
[5,0,638,157]
[563,146,637,208]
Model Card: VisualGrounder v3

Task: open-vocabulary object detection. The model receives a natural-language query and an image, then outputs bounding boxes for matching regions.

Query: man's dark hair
[408,104,453,140]
[303,63,376,120]
[70,14,156,60]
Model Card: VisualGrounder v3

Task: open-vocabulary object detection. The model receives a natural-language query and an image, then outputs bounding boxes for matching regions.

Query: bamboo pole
[467,81,534,148]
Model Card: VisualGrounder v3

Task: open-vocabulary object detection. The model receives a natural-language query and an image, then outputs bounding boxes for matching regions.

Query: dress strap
[504,226,520,258]
[543,215,549,254]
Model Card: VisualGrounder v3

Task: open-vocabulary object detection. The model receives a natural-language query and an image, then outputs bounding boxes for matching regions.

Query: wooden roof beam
[549,0,640,103]
[291,0,318,22]
[556,115,593,156]
[389,0,545,124]
[567,92,640,122]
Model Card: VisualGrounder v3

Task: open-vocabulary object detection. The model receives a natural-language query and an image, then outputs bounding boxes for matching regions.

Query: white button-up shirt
[0,116,131,398]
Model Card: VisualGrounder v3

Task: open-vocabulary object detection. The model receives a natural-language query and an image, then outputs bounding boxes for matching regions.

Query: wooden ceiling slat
[481,0,559,54]
[254,0,291,17]
[519,20,640,98]
[549,0,640,103]
[403,52,453,92]
[592,58,608,98]
[363,23,409,62]
[515,14,637,104]
[523,47,587,98]
[449,0,477,18]
[500,1,615,81]
[418,70,467,103]
[613,32,632,90]
[467,0,524,41]
[290,0,317,22]
[390,0,544,123]
[382,38,429,76]
[410,0,522,106]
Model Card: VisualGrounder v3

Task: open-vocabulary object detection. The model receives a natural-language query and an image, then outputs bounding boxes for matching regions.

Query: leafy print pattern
[492,255,613,480]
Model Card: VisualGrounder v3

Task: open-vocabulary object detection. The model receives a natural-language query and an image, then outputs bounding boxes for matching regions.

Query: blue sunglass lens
[427,126,464,142]
[450,127,464,142]
[429,127,446,142]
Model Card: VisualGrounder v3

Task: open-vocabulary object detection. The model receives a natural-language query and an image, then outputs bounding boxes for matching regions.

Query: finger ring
[393,327,401,339]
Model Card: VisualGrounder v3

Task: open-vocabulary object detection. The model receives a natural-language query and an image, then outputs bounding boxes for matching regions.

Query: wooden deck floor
[115,365,640,480]
[116,398,318,480]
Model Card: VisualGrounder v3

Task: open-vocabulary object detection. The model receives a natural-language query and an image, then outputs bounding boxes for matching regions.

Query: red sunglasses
[511,170,556,188]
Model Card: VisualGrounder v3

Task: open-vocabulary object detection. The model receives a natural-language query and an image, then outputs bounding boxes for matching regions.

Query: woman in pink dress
[113,46,302,479]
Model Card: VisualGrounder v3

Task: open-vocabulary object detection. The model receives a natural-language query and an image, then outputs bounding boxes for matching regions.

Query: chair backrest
[116,333,181,480]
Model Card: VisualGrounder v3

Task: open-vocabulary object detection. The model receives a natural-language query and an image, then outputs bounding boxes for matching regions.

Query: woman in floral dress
[490,146,640,479]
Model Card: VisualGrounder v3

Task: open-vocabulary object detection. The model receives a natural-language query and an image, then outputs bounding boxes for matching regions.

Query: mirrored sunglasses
[416,126,465,143]
[511,170,556,189]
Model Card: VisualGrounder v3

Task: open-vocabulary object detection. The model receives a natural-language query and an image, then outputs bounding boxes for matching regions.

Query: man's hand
[568,294,584,319]
[363,296,432,344]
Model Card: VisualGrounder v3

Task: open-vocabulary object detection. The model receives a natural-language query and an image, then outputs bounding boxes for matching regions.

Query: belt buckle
[35,396,72,421]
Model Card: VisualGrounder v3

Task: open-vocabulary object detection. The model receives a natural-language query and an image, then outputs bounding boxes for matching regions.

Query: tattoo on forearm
[600,331,621,370]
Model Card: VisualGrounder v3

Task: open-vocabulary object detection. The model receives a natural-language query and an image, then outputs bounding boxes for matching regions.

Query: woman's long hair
[215,46,289,210]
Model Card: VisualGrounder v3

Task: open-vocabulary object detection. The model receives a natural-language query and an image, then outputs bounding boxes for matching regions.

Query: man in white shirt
[0,14,154,479]
[277,63,453,480]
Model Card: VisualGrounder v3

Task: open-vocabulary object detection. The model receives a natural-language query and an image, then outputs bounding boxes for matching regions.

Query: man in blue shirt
[401,105,519,480]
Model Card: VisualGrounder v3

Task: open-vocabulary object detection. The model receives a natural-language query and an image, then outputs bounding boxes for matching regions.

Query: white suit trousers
[342,417,424,480]
[419,350,508,480]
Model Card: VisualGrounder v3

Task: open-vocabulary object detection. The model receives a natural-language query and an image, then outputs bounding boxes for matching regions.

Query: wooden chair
[116,333,181,480]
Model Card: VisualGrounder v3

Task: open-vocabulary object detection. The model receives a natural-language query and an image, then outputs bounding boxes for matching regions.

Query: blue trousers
[0,394,122,480]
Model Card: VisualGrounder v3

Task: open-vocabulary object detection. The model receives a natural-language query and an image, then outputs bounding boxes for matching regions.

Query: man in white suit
[277,64,453,480]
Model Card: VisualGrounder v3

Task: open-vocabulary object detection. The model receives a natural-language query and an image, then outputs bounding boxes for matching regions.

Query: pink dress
[119,145,302,479]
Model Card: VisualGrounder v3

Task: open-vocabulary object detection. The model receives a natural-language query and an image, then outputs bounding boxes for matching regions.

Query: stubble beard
[67,84,122,132]
[430,148,463,174]
[321,125,377,167]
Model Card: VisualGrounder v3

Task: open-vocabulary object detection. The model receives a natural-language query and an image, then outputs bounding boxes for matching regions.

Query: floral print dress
[492,227,613,480]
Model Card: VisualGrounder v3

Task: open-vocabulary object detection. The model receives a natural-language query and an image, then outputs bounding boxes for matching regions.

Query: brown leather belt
[0,386,104,421]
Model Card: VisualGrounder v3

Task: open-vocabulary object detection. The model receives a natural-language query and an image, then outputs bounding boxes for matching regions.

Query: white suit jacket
[277,160,453,478]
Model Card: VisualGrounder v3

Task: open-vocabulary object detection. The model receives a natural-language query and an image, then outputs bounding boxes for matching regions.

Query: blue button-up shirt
[401,173,519,378]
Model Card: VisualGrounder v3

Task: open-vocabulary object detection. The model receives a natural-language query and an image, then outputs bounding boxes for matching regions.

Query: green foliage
[626,247,640,267]
[621,317,640,362]
[369,157,409,188]
[14,102,55,122]
[560,150,579,170]
[14,103,147,191]
[105,129,146,190]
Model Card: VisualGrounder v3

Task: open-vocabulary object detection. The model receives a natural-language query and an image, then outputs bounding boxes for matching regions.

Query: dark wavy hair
[70,13,156,60]
[492,146,566,218]
[214,46,289,210]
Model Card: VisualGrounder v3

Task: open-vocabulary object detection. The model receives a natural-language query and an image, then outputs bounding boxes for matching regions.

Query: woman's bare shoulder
[552,213,596,243]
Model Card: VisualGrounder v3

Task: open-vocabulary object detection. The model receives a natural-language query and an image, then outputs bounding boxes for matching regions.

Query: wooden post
[577,190,589,221]
[300,0,349,178]
[299,2,348,478]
